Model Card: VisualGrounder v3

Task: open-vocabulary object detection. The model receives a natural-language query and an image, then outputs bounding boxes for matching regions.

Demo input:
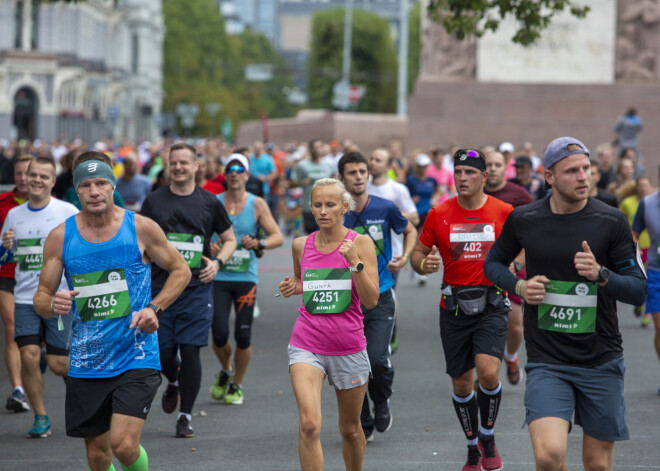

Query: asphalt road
[1,237,659,470]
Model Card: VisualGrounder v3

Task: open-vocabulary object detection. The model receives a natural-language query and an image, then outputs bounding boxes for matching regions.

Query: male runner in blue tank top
[209,153,283,405]
[338,151,417,443]
[34,151,191,471]
[141,142,236,438]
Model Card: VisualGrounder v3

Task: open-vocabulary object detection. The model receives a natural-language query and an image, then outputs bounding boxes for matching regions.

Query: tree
[427,0,590,47]
[408,1,421,94]
[307,8,398,113]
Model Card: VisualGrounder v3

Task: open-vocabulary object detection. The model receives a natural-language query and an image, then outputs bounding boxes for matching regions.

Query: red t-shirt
[0,188,23,279]
[419,195,513,287]
[202,180,225,195]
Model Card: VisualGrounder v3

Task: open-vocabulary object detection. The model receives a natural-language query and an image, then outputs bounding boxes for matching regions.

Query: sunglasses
[226,165,246,174]
[455,149,486,163]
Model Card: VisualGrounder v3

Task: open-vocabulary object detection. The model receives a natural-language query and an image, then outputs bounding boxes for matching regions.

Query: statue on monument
[616,0,660,81]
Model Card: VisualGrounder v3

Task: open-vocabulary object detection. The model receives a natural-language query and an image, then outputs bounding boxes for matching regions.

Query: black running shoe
[374,400,392,433]
[175,416,194,438]
[161,383,179,414]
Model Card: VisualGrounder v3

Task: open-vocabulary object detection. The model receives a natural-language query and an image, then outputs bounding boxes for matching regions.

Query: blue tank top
[62,211,160,378]
[214,193,258,284]
[643,193,660,271]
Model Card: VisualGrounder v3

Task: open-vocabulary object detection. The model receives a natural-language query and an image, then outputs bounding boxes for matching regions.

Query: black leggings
[211,281,256,350]
[160,344,201,414]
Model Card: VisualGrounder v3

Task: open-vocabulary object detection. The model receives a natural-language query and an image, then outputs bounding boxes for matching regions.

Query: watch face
[357,262,364,271]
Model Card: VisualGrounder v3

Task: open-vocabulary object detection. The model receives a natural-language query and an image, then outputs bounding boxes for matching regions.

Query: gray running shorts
[288,344,371,390]
[524,357,629,442]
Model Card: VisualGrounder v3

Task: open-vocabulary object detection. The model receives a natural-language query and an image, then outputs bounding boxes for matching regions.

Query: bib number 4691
[312,291,338,303]
[86,294,118,310]
[548,306,581,322]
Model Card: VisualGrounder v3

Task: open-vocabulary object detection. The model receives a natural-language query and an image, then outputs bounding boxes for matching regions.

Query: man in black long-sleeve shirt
[484,136,646,471]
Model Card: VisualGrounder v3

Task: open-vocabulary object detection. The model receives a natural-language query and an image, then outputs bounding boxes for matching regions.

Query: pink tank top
[289,230,366,355]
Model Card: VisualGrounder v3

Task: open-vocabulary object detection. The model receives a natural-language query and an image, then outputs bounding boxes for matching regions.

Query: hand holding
[339,239,359,266]
[521,275,550,305]
[198,255,219,284]
[130,307,159,333]
[279,276,296,297]
[424,245,442,274]
[52,290,80,315]
[387,255,407,274]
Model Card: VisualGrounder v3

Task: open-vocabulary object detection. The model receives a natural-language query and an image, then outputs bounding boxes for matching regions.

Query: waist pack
[442,285,508,316]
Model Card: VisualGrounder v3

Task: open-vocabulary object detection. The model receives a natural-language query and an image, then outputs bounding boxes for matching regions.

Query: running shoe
[478,434,503,471]
[462,445,482,471]
[210,370,233,401]
[27,415,51,438]
[505,357,522,385]
[175,416,194,438]
[364,428,374,444]
[161,383,179,414]
[374,401,392,433]
[389,322,399,355]
[224,383,244,405]
[6,389,30,413]
[634,305,643,318]
[641,314,651,329]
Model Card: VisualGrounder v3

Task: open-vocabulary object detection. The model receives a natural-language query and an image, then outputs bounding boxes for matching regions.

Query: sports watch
[349,262,365,272]
[598,266,610,284]
[146,303,163,317]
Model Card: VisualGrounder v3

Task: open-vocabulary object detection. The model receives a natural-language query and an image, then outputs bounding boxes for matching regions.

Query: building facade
[0,0,164,143]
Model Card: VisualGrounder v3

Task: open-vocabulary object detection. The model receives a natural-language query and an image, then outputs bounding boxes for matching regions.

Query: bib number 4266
[86,294,118,310]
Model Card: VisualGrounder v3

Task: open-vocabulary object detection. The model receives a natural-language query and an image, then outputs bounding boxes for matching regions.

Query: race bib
[167,233,204,268]
[16,238,46,271]
[449,223,495,261]
[72,268,132,321]
[537,280,597,333]
[354,224,384,254]
[222,243,251,273]
[303,268,352,314]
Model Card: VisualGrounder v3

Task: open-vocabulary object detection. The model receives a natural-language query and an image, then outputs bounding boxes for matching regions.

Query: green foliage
[307,8,398,113]
[162,0,296,136]
[427,0,590,47]
[408,2,421,94]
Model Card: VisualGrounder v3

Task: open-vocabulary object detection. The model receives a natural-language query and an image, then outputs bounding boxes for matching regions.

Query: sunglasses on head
[226,165,246,174]
[455,148,486,162]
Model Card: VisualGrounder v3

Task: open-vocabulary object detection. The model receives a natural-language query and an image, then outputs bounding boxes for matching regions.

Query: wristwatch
[513,260,523,273]
[349,262,364,272]
[258,239,267,250]
[146,303,162,317]
[215,258,224,269]
[598,266,610,284]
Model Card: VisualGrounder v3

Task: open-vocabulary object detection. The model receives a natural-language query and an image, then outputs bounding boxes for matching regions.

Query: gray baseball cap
[543,137,590,170]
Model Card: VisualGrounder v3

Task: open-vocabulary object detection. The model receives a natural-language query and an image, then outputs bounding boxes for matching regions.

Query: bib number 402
[464,242,482,252]
[312,291,338,303]
[549,306,581,321]
[87,295,118,310]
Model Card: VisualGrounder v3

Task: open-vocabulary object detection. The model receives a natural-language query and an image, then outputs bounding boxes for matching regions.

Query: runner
[411,148,513,471]
[339,151,417,443]
[33,150,190,469]
[483,150,533,386]
[0,155,30,412]
[279,178,379,471]
[632,165,660,393]
[484,136,647,470]
[141,142,236,438]
[209,153,283,405]
[0,155,79,437]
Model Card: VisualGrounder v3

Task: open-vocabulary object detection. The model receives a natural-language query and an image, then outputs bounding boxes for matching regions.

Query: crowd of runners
[0,132,657,471]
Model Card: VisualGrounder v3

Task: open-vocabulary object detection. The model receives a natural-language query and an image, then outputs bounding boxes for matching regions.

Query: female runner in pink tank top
[279,178,379,471]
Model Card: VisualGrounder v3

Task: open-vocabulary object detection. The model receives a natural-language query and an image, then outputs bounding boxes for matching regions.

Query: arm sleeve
[483,211,522,293]
[599,213,647,305]
[631,199,646,234]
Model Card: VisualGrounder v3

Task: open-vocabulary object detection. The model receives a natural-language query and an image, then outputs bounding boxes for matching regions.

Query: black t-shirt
[493,196,636,367]
[593,188,618,208]
[141,186,232,290]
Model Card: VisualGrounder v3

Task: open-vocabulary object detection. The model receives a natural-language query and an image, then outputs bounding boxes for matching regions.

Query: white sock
[14,386,25,394]
[171,380,179,387]
[479,426,494,437]
[177,412,192,422]
[503,350,518,362]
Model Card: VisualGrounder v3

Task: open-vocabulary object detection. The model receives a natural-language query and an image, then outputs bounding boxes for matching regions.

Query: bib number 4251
[312,291,338,303]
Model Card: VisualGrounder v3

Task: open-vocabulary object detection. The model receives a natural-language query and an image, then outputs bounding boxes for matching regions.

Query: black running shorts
[65,368,161,438]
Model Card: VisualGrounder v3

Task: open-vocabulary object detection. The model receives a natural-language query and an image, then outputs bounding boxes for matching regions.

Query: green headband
[73,160,117,190]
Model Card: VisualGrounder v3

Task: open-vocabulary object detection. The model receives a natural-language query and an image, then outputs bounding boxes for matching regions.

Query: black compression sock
[477,382,502,432]
[452,391,479,441]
